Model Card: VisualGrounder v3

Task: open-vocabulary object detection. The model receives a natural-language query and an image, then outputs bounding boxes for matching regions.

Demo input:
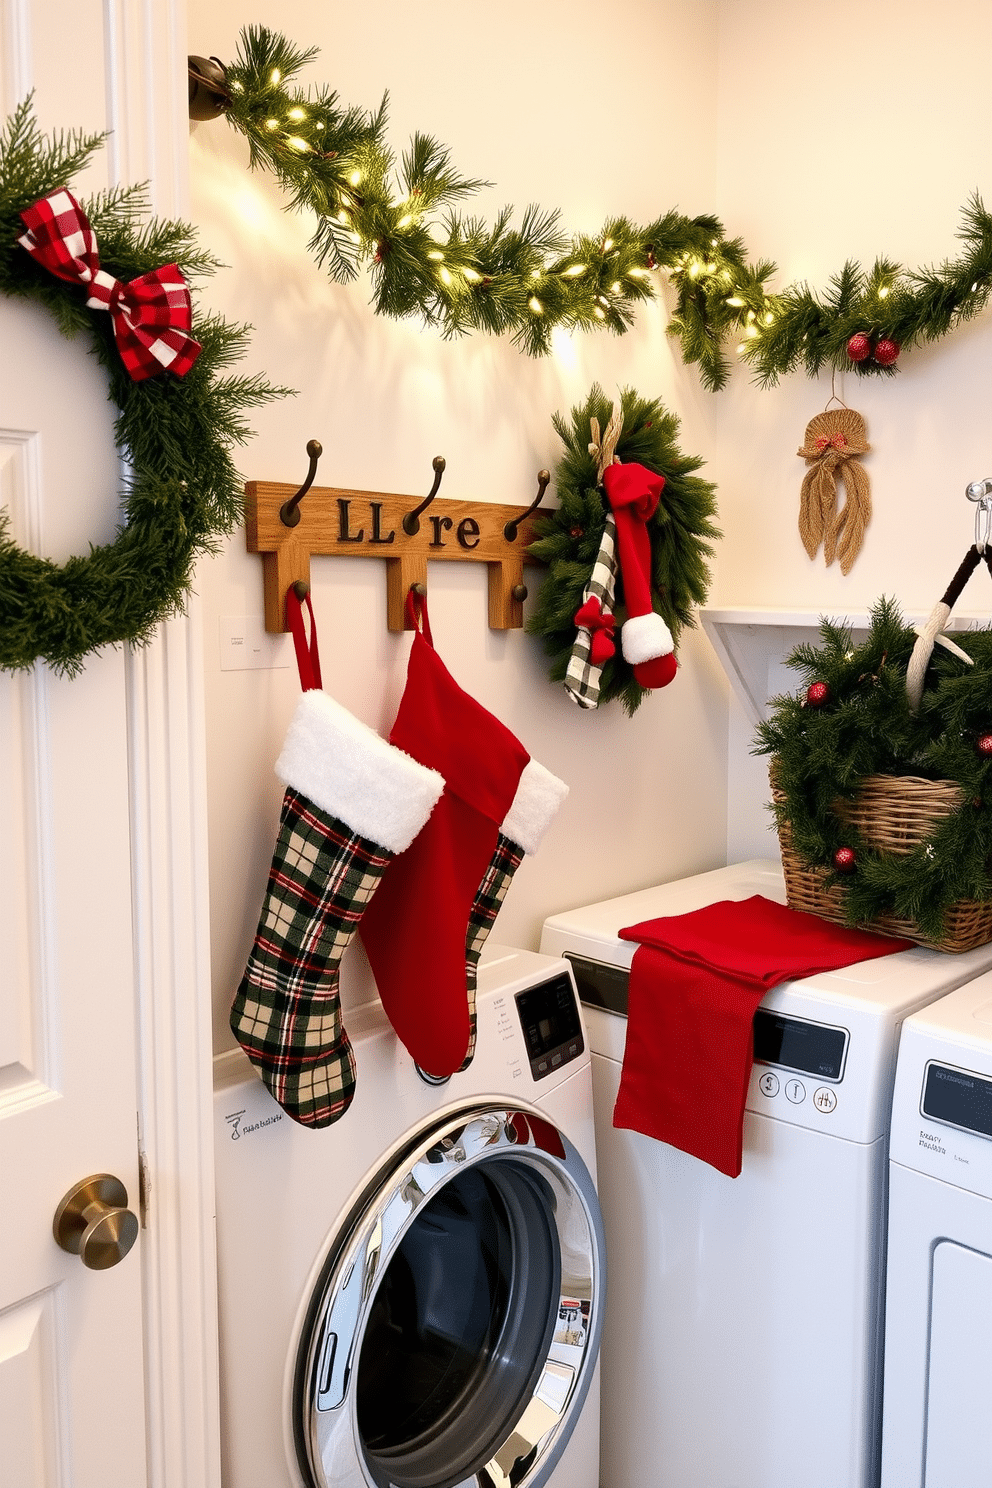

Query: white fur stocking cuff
[276,691,444,854]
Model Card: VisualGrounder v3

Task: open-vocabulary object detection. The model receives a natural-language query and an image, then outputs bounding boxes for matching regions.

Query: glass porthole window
[293,1105,605,1488]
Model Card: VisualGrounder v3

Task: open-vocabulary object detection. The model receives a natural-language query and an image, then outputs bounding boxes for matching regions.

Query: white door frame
[129,613,221,1488]
[112,3,221,1484]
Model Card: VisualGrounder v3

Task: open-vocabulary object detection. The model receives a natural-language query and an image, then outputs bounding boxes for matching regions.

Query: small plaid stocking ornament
[231,689,443,1127]
[459,761,569,1070]
[565,407,623,708]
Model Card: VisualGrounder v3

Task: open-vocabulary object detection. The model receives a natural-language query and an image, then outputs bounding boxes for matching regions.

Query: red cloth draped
[612,895,912,1177]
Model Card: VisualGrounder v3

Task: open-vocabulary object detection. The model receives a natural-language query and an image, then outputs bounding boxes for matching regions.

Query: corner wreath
[754,597,992,943]
[526,385,719,715]
[0,100,285,675]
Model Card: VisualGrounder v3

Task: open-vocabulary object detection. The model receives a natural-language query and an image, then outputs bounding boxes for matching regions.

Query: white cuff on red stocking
[276,690,444,854]
[620,610,674,665]
[501,759,569,854]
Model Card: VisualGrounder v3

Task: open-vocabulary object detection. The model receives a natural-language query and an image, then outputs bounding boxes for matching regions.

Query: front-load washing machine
[212,944,605,1488]
[881,970,992,1487]
[540,859,992,1488]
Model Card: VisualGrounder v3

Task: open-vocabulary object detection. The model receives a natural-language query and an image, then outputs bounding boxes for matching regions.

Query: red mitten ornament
[360,594,566,1077]
[602,462,677,688]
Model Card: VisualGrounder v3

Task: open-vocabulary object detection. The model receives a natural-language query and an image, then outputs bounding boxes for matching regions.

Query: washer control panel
[752,1011,848,1127]
[922,1059,992,1141]
[515,973,585,1081]
[753,1010,848,1082]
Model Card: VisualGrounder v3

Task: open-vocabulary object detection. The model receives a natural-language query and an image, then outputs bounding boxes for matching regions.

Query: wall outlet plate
[219,617,292,671]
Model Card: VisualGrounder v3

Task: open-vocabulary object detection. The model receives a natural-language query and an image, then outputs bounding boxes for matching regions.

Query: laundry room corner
[186,0,731,1058]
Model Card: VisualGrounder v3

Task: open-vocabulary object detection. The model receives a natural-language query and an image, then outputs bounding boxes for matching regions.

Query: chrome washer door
[293,1103,605,1488]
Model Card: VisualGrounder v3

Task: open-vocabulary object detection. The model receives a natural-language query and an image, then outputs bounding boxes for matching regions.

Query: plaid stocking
[459,759,569,1072]
[231,690,443,1128]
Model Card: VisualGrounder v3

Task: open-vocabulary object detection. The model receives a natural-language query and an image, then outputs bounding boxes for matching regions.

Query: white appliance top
[540,859,992,1017]
[540,860,992,1144]
[890,969,992,1197]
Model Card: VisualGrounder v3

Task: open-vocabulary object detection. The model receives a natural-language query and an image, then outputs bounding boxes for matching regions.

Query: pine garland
[525,385,719,714]
[0,101,286,675]
[197,27,992,390]
[754,598,992,940]
[212,26,764,392]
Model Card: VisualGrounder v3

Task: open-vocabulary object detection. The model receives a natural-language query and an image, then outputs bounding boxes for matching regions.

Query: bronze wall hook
[504,469,550,541]
[279,440,323,528]
[402,457,446,536]
[188,55,232,120]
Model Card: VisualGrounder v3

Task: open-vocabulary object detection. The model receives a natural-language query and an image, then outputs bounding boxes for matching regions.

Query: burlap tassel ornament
[797,408,871,575]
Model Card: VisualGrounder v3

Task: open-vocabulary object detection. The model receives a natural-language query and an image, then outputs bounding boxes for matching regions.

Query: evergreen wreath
[191,27,992,391]
[754,597,992,941]
[0,100,285,675]
[525,384,719,715]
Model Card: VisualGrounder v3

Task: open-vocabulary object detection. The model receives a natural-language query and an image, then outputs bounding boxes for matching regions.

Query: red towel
[612,895,913,1177]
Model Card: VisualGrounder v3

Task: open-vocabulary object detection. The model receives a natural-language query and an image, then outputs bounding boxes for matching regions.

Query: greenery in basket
[753,597,992,941]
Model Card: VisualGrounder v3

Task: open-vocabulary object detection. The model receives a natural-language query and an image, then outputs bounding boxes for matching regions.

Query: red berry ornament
[846,333,872,363]
[873,338,901,367]
[977,733,992,758]
[833,847,857,873]
[806,681,830,706]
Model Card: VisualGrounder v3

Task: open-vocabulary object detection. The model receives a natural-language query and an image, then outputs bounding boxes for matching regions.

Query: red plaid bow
[815,432,848,453]
[18,189,201,381]
[574,595,616,664]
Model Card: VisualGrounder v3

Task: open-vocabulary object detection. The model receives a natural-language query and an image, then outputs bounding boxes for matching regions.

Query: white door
[0,3,220,1485]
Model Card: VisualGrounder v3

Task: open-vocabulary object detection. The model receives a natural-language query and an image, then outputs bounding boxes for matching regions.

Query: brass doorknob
[53,1174,139,1270]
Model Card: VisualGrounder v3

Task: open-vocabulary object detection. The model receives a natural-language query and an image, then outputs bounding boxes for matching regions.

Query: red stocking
[360,594,533,1075]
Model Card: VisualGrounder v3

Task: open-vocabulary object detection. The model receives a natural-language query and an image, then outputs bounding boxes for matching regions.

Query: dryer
[881,970,992,1487]
[540,859,992,1488]
[212,944,605,1488]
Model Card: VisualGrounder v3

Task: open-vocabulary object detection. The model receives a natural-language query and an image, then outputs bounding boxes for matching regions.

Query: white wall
[713,0,992,861]
[190,0,992,1050]
[187,0,728,1051]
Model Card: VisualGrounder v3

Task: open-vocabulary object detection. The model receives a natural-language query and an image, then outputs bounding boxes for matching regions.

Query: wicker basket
[770,772,992,953]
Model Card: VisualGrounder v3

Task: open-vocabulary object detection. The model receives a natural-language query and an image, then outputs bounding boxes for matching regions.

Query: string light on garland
[190,29,992,392]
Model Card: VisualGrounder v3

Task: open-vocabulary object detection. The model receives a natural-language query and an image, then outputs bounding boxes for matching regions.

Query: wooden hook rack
[246,447,550,633]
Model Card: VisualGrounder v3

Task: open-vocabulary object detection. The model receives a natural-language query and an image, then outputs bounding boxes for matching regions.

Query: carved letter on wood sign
[457,517,481,550]
[337,498,364,543]
[429,515,453,547]
[369,503,395,545]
